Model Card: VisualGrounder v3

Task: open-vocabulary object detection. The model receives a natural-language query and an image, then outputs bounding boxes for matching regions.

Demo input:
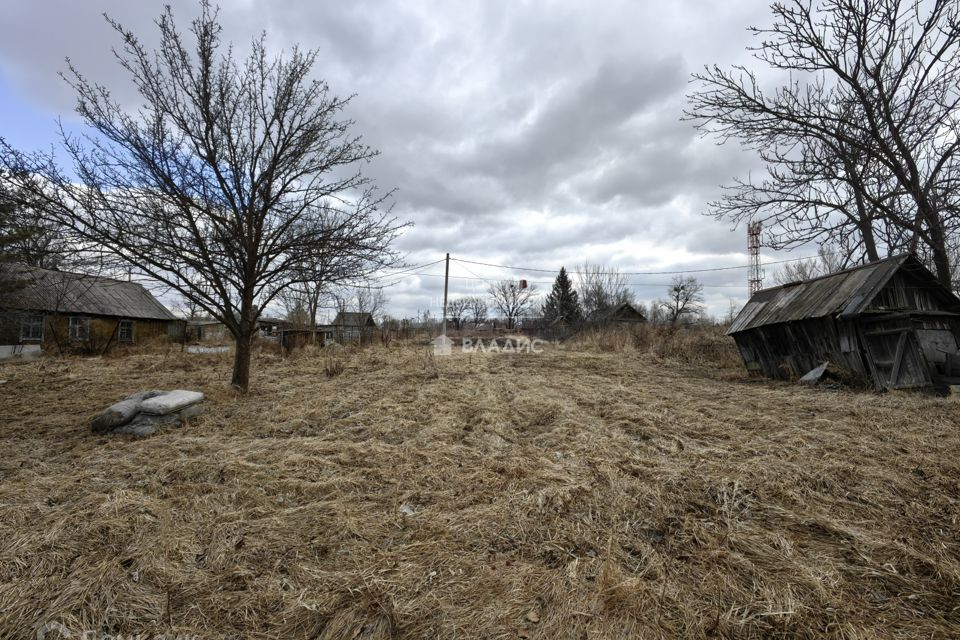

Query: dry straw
[0,331,958,638]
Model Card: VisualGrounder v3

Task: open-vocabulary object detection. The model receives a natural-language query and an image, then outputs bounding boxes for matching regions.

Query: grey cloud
[0,0,780,318]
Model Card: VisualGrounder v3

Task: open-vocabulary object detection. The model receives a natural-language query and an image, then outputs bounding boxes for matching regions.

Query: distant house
[186,317,291,344]
[589,302,647,326]
[727,254,960,390]
[0,266,179,355]
[332,311,377,342]
[185,319,230,343]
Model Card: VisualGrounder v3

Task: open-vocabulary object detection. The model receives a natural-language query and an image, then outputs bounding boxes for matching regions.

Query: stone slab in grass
[90,389,205,436]
[139,390,205,415]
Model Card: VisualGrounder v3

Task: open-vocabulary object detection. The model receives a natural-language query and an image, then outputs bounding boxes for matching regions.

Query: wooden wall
[0,312,174,354]
[732,317,869,381]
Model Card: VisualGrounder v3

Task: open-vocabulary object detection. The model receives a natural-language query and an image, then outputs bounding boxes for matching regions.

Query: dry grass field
[1,332,959,639]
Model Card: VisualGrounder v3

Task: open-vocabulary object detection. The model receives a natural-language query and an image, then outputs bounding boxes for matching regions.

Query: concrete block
[139,390,205,415]
[90,398,141,433]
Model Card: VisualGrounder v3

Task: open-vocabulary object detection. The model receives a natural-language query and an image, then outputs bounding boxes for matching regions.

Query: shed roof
[3,266,176,321]
[333,311,376,327]
[591,302,646,322]
[726,254,957,335]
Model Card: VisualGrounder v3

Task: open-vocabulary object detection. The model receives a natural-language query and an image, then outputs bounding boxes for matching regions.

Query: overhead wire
[355,252,833,292]
[450,254,823,276]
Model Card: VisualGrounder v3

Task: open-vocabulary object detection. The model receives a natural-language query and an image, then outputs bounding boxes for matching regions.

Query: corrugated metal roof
[3,266,176,321]
[726,254,936,335]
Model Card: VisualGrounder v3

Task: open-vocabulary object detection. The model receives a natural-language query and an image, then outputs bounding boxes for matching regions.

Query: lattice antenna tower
[747,221,763,297]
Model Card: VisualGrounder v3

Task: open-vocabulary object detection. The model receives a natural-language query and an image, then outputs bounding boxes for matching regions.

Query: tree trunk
[231,293,257,392]
[924,210,953,289]
[858,219,880,262]
[231,330,253,392]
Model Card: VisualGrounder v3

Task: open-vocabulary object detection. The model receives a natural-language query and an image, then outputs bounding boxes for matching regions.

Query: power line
[357,252,829,291]
[385,271,747,288]
[377,259,447,277]
[451,254,821,276]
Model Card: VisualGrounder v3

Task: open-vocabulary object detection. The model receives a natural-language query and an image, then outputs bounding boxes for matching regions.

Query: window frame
[118,319,134,343]
[19,314,44,342]
[69,316,91,341]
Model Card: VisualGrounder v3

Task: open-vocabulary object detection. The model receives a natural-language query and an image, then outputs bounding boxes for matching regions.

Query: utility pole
[441,252,450,336]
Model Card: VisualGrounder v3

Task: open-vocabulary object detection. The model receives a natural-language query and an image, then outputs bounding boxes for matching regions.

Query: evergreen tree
[542,267,582,325]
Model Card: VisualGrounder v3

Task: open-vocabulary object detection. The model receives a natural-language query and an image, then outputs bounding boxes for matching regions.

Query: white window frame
[20,314,44,341]
[69,316,90,341]
[118,319,134,343]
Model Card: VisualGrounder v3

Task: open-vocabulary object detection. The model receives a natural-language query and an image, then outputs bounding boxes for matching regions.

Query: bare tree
[466,296,487,328]
[487,280,537,330]
[575,264,634,318]
[175,294,207,320]
[772,258,824,285]
[354,287,387,319]
[278,288,311,328]
[724,299,740,325]
[687,0,960,287]
[0,175,70,272]
[658,277,705,324]
[0,3,402,391]
[331,285,387,322]
[282,208,403,329]
[772,244,850,285]
[446,297,469,330]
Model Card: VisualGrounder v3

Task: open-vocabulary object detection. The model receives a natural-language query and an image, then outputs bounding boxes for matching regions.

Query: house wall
[0,311,172,354]
[187,323,231,343]
[732,317,868,381]
[734,314,960,389]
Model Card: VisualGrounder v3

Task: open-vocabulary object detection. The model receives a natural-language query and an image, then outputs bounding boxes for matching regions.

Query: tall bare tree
[0,175,69,271]
[446,297,469,330]
[575,263,634,318]
[466,296,487,328]
[687,0,960,287]
[772,245,846,284]
[0,2,402,391]
[658,276,705,324]
[487,280,537,330]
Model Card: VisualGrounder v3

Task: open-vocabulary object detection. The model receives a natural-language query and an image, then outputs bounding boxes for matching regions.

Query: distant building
[185,319,230,343]
[588,302,647,326]
[186,317,291,344]
[0,266,179,355]
[727,254,960,391]
[332,311,377,342]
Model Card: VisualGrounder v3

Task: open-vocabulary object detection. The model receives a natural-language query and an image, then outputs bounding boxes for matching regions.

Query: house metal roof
[726,254,956,335]
[3,266,177,321]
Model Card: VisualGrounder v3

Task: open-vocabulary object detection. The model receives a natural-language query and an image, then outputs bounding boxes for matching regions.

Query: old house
[0,266,179,355]
[589,302,647,326]
[332,311,377,342]
[727,254,960,390]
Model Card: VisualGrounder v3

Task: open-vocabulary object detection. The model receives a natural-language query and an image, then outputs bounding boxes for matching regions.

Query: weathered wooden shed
[727,254,960,390]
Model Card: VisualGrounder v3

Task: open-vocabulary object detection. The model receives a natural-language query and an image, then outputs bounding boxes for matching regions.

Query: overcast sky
[0,0,802,320]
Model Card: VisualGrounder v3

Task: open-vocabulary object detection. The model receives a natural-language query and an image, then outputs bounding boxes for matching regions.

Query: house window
[20,314,44,341]
[69,316,90,341]
[119,320,134,342]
